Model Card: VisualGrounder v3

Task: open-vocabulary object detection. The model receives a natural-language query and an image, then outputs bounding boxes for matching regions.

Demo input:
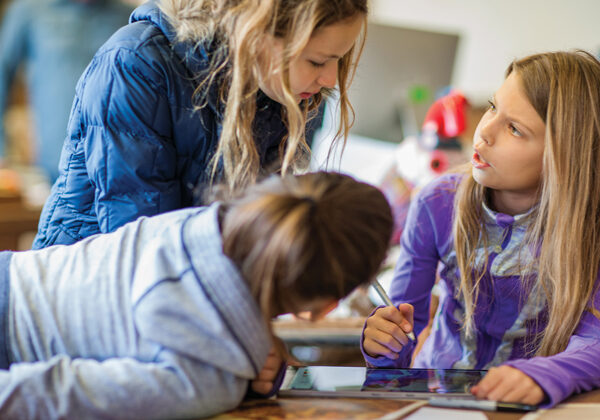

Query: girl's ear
[311,299,340,321]
[291,298,339,322]
[309,299,339,322]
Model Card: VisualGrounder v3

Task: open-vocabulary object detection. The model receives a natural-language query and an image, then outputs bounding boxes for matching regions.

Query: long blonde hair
[159,0,367,193]
[454,50,600,356]
[220,171,393,321]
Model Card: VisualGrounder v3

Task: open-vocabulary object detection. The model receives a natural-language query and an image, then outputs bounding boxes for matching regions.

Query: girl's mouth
[471,151,491,169]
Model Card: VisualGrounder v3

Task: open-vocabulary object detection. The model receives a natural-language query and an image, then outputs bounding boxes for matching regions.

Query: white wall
[371,0,600,104]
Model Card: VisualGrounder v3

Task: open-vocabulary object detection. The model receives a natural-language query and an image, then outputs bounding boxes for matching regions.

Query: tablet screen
[286,366,487,395]
[362,367,486,393]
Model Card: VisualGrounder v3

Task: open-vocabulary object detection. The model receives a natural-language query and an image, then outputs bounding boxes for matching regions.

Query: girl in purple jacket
[362,50,600,407]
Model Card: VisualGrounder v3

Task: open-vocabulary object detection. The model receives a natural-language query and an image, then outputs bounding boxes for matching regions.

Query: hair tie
[301,196,317,205]
[300,196,318,217]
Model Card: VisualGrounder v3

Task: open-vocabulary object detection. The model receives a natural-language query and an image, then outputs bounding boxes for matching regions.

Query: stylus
[428,397,538,412]
[371,279,416,341]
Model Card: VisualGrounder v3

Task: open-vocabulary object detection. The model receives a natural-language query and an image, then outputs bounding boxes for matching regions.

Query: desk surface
[213,389,600,419]
[0,194,41,250]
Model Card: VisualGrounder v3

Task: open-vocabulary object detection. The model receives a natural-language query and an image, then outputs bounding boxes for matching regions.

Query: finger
[472,367,504,399]
[256,370,278,381]
[486,380,519,402]
[362,338,400,360]
[251,380,273,394]
[364,326,405,353]
[364,320,408,351]
[257,362,278,378]
[264,352,281,367]
[377,325,410,349]
[255,352,283,381]
[364,314,405,354]
[369,307,412,345]
[397,303,415,335]
[256,364,280,380]
[482,367,525,402]
[496,371,545,405]
[377,305,408,326]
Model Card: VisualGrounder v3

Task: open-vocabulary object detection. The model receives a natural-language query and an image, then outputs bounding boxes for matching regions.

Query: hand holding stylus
[363,280,416,360]
[371,280,416,342]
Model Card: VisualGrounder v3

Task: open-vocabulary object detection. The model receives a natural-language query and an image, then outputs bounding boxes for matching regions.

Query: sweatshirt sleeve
[361,182,444,368]
[79,44,181,233]
[0,349,247,419]
[0,0,30,159]
[504,286,600,407]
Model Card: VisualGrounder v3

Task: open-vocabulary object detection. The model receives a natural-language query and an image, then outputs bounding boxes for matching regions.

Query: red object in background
[422,90,469,140]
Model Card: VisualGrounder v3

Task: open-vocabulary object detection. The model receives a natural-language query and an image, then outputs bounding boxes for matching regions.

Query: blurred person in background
[0,0,136,183]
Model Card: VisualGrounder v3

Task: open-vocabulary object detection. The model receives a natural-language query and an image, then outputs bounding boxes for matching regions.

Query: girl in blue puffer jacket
[33,0,367,249]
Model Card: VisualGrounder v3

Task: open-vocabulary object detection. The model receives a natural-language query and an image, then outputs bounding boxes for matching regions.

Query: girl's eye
[309,60,326,68]
[509,124,522,137]
[487,100,497,112]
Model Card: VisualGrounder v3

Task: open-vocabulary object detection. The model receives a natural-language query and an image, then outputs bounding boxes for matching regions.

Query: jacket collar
[180,204,272,375]
[481,199,534,230]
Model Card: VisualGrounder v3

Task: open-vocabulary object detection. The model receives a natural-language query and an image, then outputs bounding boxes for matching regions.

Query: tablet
[278,366,487,399]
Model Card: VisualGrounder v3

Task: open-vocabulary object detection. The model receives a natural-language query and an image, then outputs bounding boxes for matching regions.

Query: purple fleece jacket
[362,173,600,407]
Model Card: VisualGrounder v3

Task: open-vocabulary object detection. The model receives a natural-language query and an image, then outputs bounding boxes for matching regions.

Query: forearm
[505,335,600,407]
[0,353,247,419]
[506,287,600,407]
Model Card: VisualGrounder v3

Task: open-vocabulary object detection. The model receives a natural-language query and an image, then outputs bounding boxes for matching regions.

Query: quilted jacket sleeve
[78,41,181,233]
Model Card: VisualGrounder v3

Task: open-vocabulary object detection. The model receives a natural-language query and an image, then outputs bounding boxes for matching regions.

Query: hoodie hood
[149,0,210,43]
[130,0,221,112]
[130,0,178,48]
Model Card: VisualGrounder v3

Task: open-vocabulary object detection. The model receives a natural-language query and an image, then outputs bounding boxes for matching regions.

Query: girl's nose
[477,118,495,147]
[317,62,337,89]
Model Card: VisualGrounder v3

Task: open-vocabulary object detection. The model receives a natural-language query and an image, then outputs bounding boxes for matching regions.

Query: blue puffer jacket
[32,1,288,249]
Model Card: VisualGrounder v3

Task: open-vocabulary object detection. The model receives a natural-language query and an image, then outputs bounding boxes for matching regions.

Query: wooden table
[0,194,41,250]
[221,316,600,419]
[213,389,600,419]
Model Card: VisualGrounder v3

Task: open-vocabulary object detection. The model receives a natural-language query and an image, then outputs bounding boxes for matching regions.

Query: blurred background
[2,0,599,248]
[312,0,600,183]
[0,0,141,250]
